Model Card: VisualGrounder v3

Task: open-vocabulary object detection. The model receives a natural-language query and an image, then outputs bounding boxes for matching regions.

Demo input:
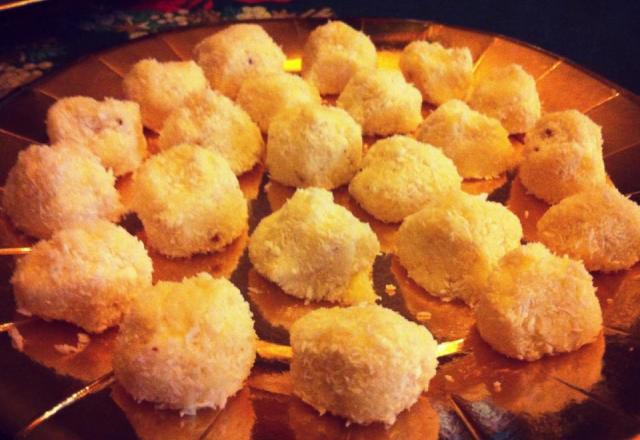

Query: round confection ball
[131,144,247,258]
[47,96,147,176]
[194,24,286,99]
[537,186,640,272]
[337,69,423,136]
[266,105,362,189]
[519,110,605,204]
[123,59,208,132]
[468,64,541,134]
[249,188,380,305]
[113,273,256,414]
[476,243,602,361]
[290,304,438,425]
[416,99,515,178]
[11,221,152,333]
[396,191,523,305]
[399,41,473,105]
[348,135,462,223]
[1,142,123,239]
[301,21,377,95]
[236,72,321,133]
[158,89,264,175]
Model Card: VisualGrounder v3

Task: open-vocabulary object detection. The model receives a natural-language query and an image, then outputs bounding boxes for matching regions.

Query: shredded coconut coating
[468,64,540,134]
[396,191,523,305]
[416,99,516,178]
[47,96,147,176]
[537,186,640,272]
[194,24,286,99]
[476,243,602,361]
[349,135,462,223]
[266,105,362,189]
[249,188,380,304]
[11,221,152,333]
[301,21,377,95]
[519,110,605,204]
[123,59,208,132]
[236,72,321,133]
[2,142,123,239]
[399,41,473,105]
[337,68,423,136]
[113,273,256,413]
[158,89,264,175]
[290,305,438,425]
[131,144,247,258]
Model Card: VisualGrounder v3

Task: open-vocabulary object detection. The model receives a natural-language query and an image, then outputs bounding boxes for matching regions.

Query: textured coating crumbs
[236,72,321,133]
[122,59,207,132]
[290,304,438,425]
[1,142,123,239]
[249,188,380,304]
[399,41,473,105]
[396,191,523,305]
[158,88,264,175]
[348,135,462,223]
[337,68,423,136]
[131,144,247,258]
[469,64,540,134]
[11,221,152,333]
[301,21,377,95]
[416,99,515,178]
[519,110,605,204]
[537,186,640,272]
[476,243,602,361]
[113,273,256,413]
[47,96,147,176]
[194,24,285,99]
[266,104,362,189]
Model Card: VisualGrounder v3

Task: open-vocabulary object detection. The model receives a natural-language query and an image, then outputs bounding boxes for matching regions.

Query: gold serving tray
[0,17,639,440]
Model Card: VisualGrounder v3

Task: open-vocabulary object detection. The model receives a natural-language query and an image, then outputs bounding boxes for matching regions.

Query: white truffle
[131,144,247,258]
[266,105,362,189]
[476,243,602,361]
[348,135,462,223]
[249,188,380,305]
[11,221,152,333]
[113,273,256,413]
[291,305,438,425]
[158,89,264,175]
[122,59,208,132]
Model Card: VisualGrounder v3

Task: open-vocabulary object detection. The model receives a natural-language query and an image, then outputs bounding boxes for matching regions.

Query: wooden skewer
[0,246,31,256]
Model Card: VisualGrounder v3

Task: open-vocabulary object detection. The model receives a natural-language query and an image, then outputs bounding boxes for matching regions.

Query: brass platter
[0,17,639,440]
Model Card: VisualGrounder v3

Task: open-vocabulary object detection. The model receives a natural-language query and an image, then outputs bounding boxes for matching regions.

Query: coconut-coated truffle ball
[236,72,321,132]
[11,221,152,333]
[396,192,523,305]
[519,110,605,204]
[123,59,208,132]
[301,21,377,95]
[2,143,123,239]
[249,188,380,305]
[348,136,462,223]
[476,243,602,361]
[266,105,362,189]
[194,24,286,99]
[399,41,473,105]
[291,305,438,425]
[416,99,515,178]
[131,144,247,258]
[337,69,423,136]
[469,64,541,134]
[46,96,147,176]
[158,89,264,175]
[537,186,640,272]
[113,273,256,413]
